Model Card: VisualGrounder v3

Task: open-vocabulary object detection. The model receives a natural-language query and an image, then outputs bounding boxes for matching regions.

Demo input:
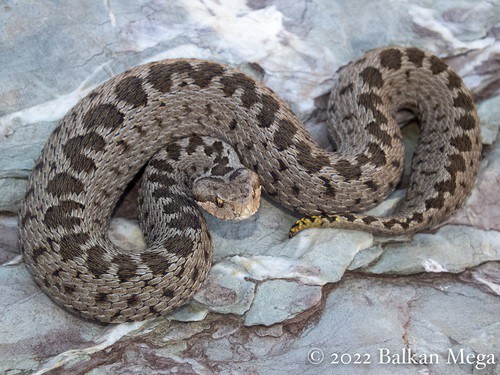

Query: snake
[18,46,481,323]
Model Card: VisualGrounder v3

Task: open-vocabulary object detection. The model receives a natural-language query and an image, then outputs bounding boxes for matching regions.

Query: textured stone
[449,133,500,231]
[193,261,256,315]
[476,93,500,145]
[244,280,322,326]
[168,303,209,322]
[460,262,500,297]
[0,264,107,373]
[0,0,498,373]
[360,225,500,275]
[0,216,20,265]
[21,276,498,374]
[108,218,146,251]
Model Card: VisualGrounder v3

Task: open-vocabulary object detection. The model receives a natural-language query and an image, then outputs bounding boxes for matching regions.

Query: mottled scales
[19,47,481,323]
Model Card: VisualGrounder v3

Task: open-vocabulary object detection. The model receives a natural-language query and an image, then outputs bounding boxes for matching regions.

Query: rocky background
[0,0,499,374]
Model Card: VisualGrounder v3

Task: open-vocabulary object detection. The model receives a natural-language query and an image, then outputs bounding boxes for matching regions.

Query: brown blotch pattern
[362,216,378,225]
[367,142,387,167]
[229,119,237,130]
[147,63,174,93]
[190,62,225,88]
[186,135,205,154]
[435,178,457,195]
[277,158,287,172]
[334,159,362,181]
[360,67,384,89]
[447,153,466,173]
[161,196,203,231]
[342,213,357,222]
[170,61,193,80]
[366,121,392,146]
[429,55,448,75]
[319,176,336,197]
[32,247,47,263]
[455,114,476,130]
[149,158,174,174]
[371,109,389,125]
[358,92,383,111]
[211,156,233,176]
[62,284,76,295]
[162,232,196,259]
[450,134,472,152]
[446,70,463,89]
[127,294,140,307]
[83,103,124,130]
[338,83,353,96]
[115,76,148,107]
[273,119,298,150]
[257,93,280,128]
[295,142,330,173]
[219,73,259,109]
[212,140,224,154]
[235,73,259,108]
[356,153,371,165]
[59,232,90,261]
[63,132,106,173]
[138,251,170,276]
[379,48,402,70]
[95,293,108,304]
[163,288,175,299]
[86,245,109,277]
[44,200,84,229]
[149,170,176,190]
[425,192,445,210]
[166,143,182,160]
[113,254,138,282]
[229,168,243,180]
[47,173,85,196]
[453,91,475,111]
[406,47,426,67]
[364,180,379,192]
[382,218,400,229]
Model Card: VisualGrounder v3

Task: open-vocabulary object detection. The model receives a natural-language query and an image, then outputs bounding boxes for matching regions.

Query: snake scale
[19,46,481,323]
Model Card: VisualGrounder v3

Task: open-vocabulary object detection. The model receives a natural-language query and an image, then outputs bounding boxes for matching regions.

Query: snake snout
[193,168,261,220]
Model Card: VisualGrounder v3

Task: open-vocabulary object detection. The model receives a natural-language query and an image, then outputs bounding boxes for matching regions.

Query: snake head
[192,167,261,220]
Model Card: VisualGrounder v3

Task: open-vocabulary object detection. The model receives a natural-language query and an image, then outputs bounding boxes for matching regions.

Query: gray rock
[477,95,500,145]
[193,261,256,315]
[167,303,209,322]
[449,133,500,231]
[361,225,500,275]
[108,218,145,251]
[43,276,498,375]
[348,246,384,271]
[460,262,500,297]
[1,0,499,373]
[244,279,322,326]
[204,198,296,262]
[0,264,106,373]
[0,216,20,265]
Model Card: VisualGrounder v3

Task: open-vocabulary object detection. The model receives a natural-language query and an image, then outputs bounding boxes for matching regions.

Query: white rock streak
[32,321,146,374]
[408,5,495,51]
[0,61,112,137]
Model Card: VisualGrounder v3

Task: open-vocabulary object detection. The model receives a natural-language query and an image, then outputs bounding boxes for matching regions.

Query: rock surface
[0,0,499,374]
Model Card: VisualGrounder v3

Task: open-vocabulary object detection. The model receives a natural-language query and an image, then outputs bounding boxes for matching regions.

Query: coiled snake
[19,46,481,323]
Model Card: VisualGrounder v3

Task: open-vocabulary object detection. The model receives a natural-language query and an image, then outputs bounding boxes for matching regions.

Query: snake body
[19,46,481,322]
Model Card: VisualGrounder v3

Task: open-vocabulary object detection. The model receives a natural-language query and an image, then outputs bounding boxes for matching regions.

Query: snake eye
[216,196,224,208]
